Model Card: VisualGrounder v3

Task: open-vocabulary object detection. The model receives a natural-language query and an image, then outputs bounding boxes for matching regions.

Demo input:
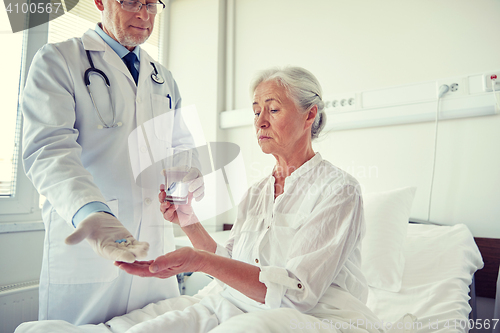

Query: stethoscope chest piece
[150,62,165,84]
[151,73,165,84]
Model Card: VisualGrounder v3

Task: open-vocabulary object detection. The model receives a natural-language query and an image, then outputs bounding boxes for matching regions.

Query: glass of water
[163,148,192,204]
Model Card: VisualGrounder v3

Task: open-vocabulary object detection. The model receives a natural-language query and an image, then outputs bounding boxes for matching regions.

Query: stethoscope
[84,50,171,129]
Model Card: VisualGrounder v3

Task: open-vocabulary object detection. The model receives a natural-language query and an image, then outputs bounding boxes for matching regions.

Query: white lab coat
[22,29,194,325]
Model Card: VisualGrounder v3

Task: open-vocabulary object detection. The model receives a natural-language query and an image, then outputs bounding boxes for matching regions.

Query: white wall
[168,0,220,144]
[167,0,226,231]
[165,0,500,237]
[0,231,43,286]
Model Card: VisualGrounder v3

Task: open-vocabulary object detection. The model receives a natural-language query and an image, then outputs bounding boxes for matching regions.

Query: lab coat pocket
[48,209,120,285]
[150,94,174,143]
[141,94,174,165]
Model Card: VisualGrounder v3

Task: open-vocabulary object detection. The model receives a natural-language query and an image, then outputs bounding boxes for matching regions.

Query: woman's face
[253,80,311,157]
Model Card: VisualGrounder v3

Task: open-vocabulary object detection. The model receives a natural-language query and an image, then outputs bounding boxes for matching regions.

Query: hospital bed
[179,222,485,333]
[15,188,488,333]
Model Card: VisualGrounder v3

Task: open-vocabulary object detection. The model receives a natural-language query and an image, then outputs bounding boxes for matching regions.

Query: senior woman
[112,66,383,333]
[15,67,383,333]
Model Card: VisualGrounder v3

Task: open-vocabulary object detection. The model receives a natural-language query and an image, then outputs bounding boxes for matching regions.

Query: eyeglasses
[116,0,165,15]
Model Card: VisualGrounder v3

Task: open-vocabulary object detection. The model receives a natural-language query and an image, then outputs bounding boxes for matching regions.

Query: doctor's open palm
[65,212,150,263]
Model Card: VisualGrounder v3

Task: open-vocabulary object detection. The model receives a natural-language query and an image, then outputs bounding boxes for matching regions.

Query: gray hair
[250,66,326,140]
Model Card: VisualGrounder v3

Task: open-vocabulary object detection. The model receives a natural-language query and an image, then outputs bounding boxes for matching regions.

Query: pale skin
[253,80,317,197]
[117,80,318,304]
[94,0,156,51]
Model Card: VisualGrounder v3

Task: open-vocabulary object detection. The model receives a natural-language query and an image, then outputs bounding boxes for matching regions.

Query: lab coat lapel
[103,49,136,85]
[81,29,106,52]
[138,48,151,87]
[81,29,136,85]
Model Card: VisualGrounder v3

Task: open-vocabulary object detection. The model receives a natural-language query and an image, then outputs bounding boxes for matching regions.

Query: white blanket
[16,281,417,333]
[15,304,415,333]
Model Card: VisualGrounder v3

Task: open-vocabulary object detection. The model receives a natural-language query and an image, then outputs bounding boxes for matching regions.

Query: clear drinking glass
[163,149,192,204]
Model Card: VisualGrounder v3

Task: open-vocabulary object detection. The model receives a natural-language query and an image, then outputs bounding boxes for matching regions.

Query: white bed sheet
[366,223,484,333]
[16,224,483,333]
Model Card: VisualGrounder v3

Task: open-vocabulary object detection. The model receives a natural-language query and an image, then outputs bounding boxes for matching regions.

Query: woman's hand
[159,184,217,253]
[116,247,266,303]
[159,188,198,227]
[115,247,206,279]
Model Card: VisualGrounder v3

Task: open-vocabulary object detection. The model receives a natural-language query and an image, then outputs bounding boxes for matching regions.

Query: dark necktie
[123,52,139,84]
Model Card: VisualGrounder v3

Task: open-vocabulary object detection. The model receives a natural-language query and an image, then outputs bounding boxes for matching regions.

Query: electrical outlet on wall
[436,78,466,97]
[482,72,500,92]
[324,93,357,112]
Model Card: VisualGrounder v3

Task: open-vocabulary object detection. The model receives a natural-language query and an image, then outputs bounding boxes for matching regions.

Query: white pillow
[361,186,417,292]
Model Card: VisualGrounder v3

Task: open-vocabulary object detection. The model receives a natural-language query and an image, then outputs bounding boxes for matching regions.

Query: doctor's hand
[183,167,204,201]
[115,247,206,279]
[159,190,199,228]
[162,167,204,202]
[65,212,149,263]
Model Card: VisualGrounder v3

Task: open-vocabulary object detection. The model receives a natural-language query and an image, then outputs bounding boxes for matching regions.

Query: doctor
[21,0,203,326]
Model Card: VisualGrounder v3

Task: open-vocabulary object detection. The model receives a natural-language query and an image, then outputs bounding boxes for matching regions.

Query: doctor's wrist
[72,201,114,227]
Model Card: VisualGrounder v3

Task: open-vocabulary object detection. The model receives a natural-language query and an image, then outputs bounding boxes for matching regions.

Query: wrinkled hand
[65,212,149,263]
[159,189,199,227]
[115,247,206,279]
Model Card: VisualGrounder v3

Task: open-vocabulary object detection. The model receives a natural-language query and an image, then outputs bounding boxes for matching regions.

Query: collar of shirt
[271,152,323,188]
[94,23,141,63]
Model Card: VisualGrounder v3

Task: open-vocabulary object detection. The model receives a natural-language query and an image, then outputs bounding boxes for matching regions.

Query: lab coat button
[297,283,302,289]
[144,198,152,205]
[140,146,148,153]
[255,258,259,263]
[137,97,142,103]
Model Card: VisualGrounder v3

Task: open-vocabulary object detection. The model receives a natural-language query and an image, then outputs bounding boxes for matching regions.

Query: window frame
[0,21,48,226]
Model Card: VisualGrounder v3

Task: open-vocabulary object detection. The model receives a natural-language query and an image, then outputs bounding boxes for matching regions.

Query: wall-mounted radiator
[0,281,38,333]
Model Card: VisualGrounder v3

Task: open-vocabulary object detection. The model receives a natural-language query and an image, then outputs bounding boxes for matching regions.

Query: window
[0,9,23,198]
[0,11,45,224]
[0,2,166,226]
